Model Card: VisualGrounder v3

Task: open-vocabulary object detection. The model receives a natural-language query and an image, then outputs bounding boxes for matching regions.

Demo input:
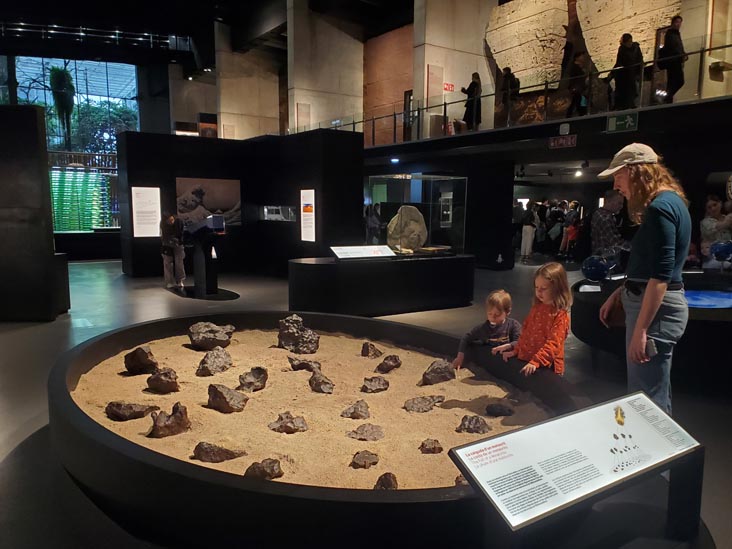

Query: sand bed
[72,329,550,490]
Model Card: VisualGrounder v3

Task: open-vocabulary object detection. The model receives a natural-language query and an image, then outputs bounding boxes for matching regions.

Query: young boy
[452,290,521,370]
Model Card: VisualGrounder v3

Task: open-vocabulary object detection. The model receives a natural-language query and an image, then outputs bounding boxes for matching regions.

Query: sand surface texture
[72,329,549,489]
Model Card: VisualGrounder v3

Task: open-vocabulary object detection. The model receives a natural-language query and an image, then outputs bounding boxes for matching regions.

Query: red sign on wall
[443,82,455,92]
[548,134,577,149]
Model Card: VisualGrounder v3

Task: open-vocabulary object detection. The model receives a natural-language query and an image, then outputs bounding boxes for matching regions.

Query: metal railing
[49,151,117,172]
[294,34,732,148]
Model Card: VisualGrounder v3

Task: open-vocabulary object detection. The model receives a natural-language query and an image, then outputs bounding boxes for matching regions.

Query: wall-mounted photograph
[176,177,241,227]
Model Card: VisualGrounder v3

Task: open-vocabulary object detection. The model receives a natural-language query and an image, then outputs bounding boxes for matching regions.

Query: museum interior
[1,0,732,547]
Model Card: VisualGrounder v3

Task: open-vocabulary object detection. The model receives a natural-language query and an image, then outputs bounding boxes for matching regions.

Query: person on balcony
[609,33,644,110]
[566,51,589,117]
[661,15,687,104]
[461,72,482,131]
[501,67,520,126]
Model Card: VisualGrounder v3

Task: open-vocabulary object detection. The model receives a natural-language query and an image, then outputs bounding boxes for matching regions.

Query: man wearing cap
[598,143,690,414]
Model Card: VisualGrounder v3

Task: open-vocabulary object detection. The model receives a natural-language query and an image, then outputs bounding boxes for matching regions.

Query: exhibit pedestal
[192,237,218,299]
[288,254,475,316]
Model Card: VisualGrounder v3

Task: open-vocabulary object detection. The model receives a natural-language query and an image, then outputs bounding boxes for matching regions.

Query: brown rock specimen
[268,411,308,434]
[146,367,180,393]
[238,366,268,392]
[375,355,402,374]
[244,458,284,480]
[207,384,249,413]
[456,415,491,434]
[351,450,379,469]
[374,472,398,490]
[196,346,233,376]
[455,474,469,486]
[340,400,370,420]
[361,342,383,359]
[105,401,159,421]
[403,395,445,413]
[361,376,389,393]
[485,403,515,417]
[288,357,321,372]
[192,442,246,463]
[148,402,191,438]
[421,359,456,385]
[347,424,384,441]
[187,322,235,351]
[419,439,444,454]
[277,314,319,354]
[123,346,159,375]
[309,368,334,394]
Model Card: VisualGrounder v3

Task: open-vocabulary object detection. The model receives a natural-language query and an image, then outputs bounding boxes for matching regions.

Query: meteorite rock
[347,423,384,441]
[455,474,469,486]
[341,399,370,420]
[244,458,284,480]
[268,411,308,434]
[456,415,491,434]
[419,439,444,454]
[192,442,246,463]
[374,472,398,490]
[277,314,320,354]
[375,355,402,374]
[421,359,456,385]
[148,402,191,438]
[288,357,321,372]
[403,395,445,413]
[123,346,159,375]
[207,384,249,413]
[238,366,268,392]
[485,403,515,417]
[146,367,180,394]
[196,346,233,377]
[361,376,389,393]
[361,342,383,359]
[187,322,235,351]
[351,450,379,469]
[105,401,159,421]
[309,369,334,394]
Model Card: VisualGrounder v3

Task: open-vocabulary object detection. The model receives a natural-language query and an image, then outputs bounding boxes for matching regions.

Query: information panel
[131,187,161,238]
[450,393,699,531]
[300,189,315,242]
[330,245,396,259]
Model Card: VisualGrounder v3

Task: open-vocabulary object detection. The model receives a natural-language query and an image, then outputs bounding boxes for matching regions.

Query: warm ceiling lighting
[574,170,582,177]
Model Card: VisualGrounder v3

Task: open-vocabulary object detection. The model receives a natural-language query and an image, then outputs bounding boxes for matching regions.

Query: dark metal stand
[192,235,218,298]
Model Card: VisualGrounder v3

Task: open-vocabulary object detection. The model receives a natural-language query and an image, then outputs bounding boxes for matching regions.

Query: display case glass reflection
[260,205,297,222]
[364,174,467,255]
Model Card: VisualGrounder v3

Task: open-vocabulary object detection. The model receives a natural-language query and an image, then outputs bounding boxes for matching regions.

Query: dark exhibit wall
[119,129,364,277]
[0,106,59,321]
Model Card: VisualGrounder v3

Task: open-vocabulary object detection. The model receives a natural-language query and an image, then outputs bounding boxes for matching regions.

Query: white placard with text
[451,393,699,531]
[131,187,161,238]
[300,189,315,242]
[331,245,396,259]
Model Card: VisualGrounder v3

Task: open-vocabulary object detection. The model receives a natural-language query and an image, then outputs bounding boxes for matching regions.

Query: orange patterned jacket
[515,303,570,375]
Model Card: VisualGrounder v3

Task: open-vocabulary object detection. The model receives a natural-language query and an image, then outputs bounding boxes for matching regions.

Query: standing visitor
[610,33,644,110]
[501,67,520,126]
[559,200,580,257]
[660,16,687,103]
[598,144,691,414]
[566,52,589,117]
[520,203,540,263]
[591,190,626,253]
[461,72,482,131]
[160,213,186,291]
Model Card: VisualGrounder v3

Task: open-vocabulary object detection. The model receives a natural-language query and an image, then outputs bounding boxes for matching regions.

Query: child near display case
[499,262,572,376]
[452,290,521,371]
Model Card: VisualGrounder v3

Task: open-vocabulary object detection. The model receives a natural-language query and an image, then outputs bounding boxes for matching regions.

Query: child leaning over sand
[452,290,521,371]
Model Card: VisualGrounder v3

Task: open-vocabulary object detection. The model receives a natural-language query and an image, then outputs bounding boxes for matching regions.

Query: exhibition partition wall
[119,129,364,277]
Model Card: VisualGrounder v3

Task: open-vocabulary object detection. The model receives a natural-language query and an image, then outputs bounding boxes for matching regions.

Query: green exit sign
[607,112,639,133]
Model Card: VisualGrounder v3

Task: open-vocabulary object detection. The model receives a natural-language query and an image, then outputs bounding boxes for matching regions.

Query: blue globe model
[598,246,621,271]
[582,255,609,282]
[711,240,732,262]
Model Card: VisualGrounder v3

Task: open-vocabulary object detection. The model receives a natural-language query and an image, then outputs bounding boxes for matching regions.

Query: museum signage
[330,245,396,259]
[300,189,316,242]
[548,135,577,149]
[450,392,699,531]
[606,112,639,133]
[131,187,162,238]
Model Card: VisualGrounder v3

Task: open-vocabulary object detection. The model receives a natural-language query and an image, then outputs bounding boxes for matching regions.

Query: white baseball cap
[598,143,659,178]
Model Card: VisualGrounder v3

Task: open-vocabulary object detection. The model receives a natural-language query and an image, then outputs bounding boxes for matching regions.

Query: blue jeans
[622,287,688,415]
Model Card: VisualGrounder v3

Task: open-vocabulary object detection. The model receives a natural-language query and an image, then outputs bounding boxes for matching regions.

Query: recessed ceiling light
[574,170,582,177]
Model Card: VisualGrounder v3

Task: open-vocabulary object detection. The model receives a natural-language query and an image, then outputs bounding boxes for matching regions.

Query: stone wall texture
[577,0,683,72]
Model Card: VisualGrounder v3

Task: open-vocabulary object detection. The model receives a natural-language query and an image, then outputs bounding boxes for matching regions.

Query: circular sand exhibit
[71,315,549,490]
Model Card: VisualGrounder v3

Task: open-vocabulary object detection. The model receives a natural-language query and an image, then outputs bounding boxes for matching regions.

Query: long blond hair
[534,262,572,311]
[626,162,689,224]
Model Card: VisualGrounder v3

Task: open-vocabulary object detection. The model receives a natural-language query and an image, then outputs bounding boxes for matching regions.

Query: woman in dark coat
[461,72,482,131]
[611,33,644,110]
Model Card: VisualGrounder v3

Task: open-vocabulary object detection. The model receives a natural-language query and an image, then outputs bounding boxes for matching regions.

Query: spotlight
[574,170,582,177]
[187,76,193,81]
[203,68,212,72]
[390,158,399,164]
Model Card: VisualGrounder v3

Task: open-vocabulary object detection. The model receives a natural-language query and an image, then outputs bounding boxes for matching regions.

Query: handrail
[49,151,118,171]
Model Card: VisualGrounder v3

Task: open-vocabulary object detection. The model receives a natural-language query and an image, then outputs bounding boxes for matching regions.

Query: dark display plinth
[289,255,475,316]
[192,237,219,299]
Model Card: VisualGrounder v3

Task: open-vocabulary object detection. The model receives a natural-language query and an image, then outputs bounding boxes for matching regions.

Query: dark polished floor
[0,260,729,547]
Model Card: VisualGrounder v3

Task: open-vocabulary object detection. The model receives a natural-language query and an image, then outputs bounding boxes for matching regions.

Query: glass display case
[260,205,297,222]
[364,174,467,255]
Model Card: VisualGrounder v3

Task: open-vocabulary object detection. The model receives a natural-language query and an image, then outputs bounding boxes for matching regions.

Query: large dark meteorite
[419,439,443,454]
[192,442,246,463]
[148,402,191,438]
[123,346,159,375]
[277,314,320,354]
[208,384,248,413]
[188,322,235,351]
[244,458,284,480]
[196,346,233,377]
[309,368,334,394]
[105,401,159,421]
[361,342,383,359]
[374,473,398,490]
[456,415,491,434]
[351,450,379,469]
[361,376,389,393]
[341,399,370,419]
[288,357,320,372]
[375,355,401,374]
[404,395,445,413]
[268,411,308,434]
[238,367,268,392]
[421,360,456,385]
[147,367,180,394]
[347,424,384,441]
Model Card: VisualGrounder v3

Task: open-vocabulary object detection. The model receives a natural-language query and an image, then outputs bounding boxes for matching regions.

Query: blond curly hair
[626,162,689,224]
